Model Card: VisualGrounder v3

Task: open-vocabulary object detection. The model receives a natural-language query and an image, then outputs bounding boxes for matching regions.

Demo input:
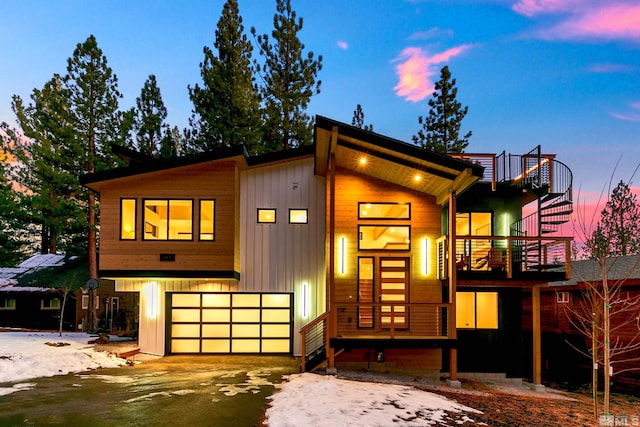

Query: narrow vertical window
[358,257,374,327]
[200,199,215,240]
[120,198,136,240]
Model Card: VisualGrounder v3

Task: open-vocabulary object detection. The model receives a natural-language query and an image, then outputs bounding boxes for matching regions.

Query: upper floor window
[359,203,410,220]
[258,209,276,223]
[120,198,136,240]
[144,199,193,240]
[289,209,308,224]
[358,225,410,251]
[199,200,215,241]
[456,212,492,236]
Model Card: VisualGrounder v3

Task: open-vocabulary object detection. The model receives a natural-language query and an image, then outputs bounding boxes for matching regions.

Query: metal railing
[300,311,329,373]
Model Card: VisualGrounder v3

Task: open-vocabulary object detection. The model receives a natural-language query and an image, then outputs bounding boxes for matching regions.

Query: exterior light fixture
[145,281,159,319]
[359,157,367,165]
[422,238,429,276]
[339,237,346,275]
[302,282,310,319]
[414,174,422,182]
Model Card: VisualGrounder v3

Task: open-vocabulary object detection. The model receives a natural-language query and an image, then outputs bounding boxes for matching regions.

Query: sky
[0,331,480,425]
[1,0,639,218]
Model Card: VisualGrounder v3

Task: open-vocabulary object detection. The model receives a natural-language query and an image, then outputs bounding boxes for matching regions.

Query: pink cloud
[337,41,348,50]
[513,1,640,43]
[393,45,472,102]
[610,101,640,122]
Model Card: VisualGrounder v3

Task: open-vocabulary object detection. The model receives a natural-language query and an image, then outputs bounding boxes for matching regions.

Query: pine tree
[63,35,123,283]
[188,0,261,153]
[133,75,168,157]
[6,75,83,256]
[352,104,373,132]
[252,0,323,151]
[412,66,471,153]
[0,158,29,266]
[587,180,640,257]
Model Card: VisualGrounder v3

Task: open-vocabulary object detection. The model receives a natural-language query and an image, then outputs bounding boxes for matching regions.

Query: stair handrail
[300,311,330,372]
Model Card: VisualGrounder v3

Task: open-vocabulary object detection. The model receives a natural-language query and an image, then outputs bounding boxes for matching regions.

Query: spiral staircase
[500,145,573,269]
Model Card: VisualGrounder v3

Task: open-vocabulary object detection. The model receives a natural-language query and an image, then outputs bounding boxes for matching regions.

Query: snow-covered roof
[550,255,640,287]
[0,254,68,293]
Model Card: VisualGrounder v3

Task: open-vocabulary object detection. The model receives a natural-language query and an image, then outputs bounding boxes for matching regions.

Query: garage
[168,292,293,354]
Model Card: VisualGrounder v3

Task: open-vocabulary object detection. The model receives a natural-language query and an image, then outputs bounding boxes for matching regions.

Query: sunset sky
[1,0,639,223]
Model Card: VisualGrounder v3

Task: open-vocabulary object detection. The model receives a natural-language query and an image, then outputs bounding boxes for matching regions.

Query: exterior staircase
[499,145,573,270]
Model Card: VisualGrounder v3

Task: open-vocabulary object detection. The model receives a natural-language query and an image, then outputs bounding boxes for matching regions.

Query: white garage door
[168,292,292,354]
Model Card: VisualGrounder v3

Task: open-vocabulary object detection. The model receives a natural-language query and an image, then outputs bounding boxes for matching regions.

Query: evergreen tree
[6,75,83,256]
[63,35,124,282]
[352,104,373,132]
[132,74,169,156]
[251,0,323,151]
[412,66,471,153]
[188,0,261,153]
[0,158,29,266]
[586,180,640,257]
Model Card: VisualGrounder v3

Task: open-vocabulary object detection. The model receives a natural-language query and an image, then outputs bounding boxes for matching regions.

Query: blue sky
[1,0,639,215]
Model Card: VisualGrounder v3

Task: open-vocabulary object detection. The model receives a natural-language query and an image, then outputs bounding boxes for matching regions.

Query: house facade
[82,116,573,384]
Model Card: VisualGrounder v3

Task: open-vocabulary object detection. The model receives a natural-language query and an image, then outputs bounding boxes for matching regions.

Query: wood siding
[97,161,239,274]
[332,167,443,337]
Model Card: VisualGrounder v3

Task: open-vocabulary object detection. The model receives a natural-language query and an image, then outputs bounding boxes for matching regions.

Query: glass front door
[378,257,409,329]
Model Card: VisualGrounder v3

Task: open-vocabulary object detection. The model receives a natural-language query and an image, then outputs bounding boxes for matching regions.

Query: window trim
[142,198,194,241]
[288,208,308,224]
[556,291,570,303]
[0,297,16,310]
[199,199,216,241]
[41,298,61,310]
[358,202,411,220]
[120,198,137,240]
[257,208,277,224]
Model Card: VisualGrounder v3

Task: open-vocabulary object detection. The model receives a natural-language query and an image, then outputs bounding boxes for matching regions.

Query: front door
[378,257,409,329]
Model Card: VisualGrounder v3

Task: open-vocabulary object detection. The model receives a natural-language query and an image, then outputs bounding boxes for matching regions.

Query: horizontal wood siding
[333,167,443,321]
[98,161,238,274]
[240,157,326,356]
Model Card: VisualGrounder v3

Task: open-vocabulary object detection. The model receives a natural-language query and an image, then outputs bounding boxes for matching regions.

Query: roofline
[314,115,485,176]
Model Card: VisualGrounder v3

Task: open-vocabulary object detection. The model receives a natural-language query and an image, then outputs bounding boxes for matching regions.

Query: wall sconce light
[145,281,159,319]
[339,237,346,275]
[302,282,310,319]
[422,237,429,276]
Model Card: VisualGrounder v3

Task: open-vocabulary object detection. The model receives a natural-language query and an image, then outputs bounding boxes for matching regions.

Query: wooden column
[532,285,542,385]
[327,135,338,368]
[447,190,458,381]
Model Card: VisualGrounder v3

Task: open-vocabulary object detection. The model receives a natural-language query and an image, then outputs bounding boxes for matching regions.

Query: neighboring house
[81,116,573,385]
[0,254,137,334]
[526,256,640,395]
[0,254,75,330]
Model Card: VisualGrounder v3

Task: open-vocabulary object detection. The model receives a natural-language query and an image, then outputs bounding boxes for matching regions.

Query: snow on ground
[265,373,483,427]
[0,331,484,425]
[0,331,127,396]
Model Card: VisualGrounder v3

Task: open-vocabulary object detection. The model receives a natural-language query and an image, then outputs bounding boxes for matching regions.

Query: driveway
[0,355,299,426]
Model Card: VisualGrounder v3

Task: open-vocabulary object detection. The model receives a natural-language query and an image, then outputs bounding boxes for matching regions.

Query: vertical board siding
[240,157,326,355]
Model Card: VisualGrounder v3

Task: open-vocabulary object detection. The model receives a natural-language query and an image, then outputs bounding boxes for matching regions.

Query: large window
[359,202,410,220]
[456,291,498,329]
[199,200,215,241]
[120,198,136,240]
[144,199,193,240]
[456,212,492,270]
[358,225,410,251]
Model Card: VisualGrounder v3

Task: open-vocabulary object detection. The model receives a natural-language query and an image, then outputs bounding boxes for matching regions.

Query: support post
[531,284,545,392]
[446,190,460,388]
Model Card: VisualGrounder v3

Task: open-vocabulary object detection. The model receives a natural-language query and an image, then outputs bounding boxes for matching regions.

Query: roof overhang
[314,115,484,204]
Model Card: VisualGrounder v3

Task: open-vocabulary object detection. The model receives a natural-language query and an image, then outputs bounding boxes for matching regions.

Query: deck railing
[437,235,572,280]
[299,311,329,373]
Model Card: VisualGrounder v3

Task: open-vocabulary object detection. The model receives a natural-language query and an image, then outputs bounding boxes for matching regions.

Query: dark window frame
[288,208,309,224]
[357,224,411,251]
[142,198,195,241]
[257,208,277,224]
[199,199,216,241]
[119,198,137,240]
[358,202,411,220]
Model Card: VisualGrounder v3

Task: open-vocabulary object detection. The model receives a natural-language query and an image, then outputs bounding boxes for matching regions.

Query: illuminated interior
[258,208,276,223]
[456,291,498,329]
[358,258,374,327]
[199,200,215,240]
[455,212,492,270]
[144,199,193,240]
[358,225,410,250]
[289,209,308,224]
[358,202,410,219]
[120,199,136,240]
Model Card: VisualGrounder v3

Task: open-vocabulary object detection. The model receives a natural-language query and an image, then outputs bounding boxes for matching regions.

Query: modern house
[526,255,640,395]
[81,116,574,384]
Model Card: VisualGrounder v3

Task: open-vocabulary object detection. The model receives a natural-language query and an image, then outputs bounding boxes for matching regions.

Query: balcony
[437,235,572,282]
